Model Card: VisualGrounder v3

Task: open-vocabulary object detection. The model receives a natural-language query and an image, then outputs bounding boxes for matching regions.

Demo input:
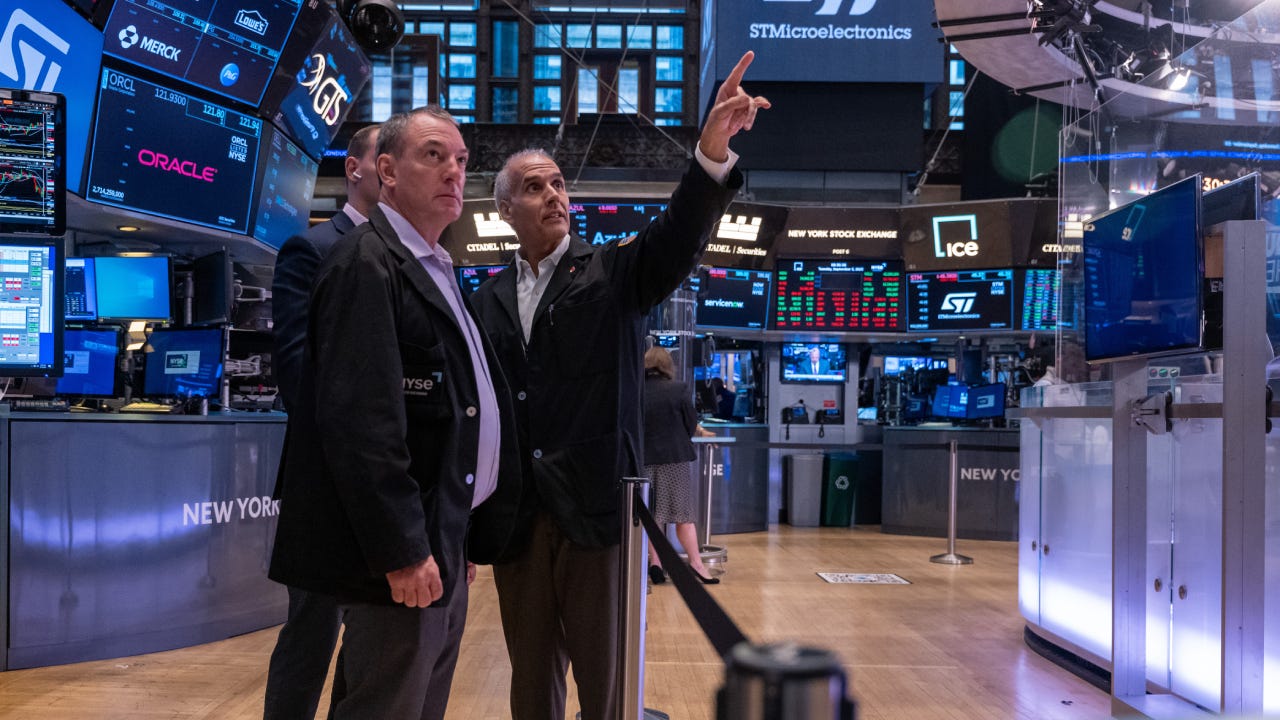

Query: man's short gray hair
[493,148,557,210]
[376,105,457,160]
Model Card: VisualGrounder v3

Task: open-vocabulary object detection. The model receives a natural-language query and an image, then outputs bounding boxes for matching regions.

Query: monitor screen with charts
[0,88,65,235]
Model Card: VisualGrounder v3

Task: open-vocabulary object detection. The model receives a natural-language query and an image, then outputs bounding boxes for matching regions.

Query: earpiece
[352,171,363,181]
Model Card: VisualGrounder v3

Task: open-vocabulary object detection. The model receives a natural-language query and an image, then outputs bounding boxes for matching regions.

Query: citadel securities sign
[715,0,943,83]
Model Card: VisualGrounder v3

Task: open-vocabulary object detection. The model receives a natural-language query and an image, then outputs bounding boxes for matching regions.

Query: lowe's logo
[0,9,70,91]
[940,292,977,314]
[119,24,181,61]
[233,10,268,36]
[764,0,877,15]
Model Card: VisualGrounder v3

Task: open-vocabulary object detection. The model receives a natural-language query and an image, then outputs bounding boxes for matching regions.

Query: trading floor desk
[0,410,288,670]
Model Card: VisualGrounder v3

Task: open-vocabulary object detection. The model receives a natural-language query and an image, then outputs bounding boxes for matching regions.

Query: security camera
[338,0,405,53]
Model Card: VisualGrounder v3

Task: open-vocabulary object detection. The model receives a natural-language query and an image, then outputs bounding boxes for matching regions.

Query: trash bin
[783,454,823,527]
[852,450,883,525]
[821,452,858,527]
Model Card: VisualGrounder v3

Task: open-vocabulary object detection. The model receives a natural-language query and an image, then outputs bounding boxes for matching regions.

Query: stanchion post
[717,642,856,719]
[930,439,973,565]
[618,477,651,720]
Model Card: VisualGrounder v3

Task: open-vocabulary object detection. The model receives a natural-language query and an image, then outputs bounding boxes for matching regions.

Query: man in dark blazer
[269,106,522,720]
[263,123,379,720]
[469,51,769,720]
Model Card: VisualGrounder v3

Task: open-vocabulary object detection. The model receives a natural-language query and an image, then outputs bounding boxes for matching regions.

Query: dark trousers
[331,568,468,720]
[264,586,342,720]
[494,511,621,720]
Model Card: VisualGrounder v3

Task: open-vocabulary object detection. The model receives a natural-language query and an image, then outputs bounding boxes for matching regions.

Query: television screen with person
[780,342,847,383]
[1083,175,1203,362]
[142,328,224,398]
[57,328,120,397]
[65,257,98,322]
[0,241,63,377]
[94,256,173,323]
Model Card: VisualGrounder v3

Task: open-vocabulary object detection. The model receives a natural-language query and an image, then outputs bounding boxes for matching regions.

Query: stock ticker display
[696,267,772,330]
[1020,268,1062,331]
[103,0,302,106]
[87,69,263,233]
[907,269,1015,332]
[772,259,904,331]
[571,201,666,245]
[0,92,63,235]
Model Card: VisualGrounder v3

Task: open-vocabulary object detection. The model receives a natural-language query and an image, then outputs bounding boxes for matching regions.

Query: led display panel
[571,201,666,246]
[906,269,1015,332]
[0,89,65,235]
[102,0,302,106]
[94,255,172,323]
[1020,268,1062,331]
[456,265,506,296]
[56,328,121,397]
[772,259,904,331]
[695,267,772,330]
[250,127,317,248]
[261,0,371,159]
[0,241,63,377]
[86,68,263,233]
[1083,175,1203,362]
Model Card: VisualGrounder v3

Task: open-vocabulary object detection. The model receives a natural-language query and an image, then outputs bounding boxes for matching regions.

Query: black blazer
[642,375,697,466]
[471,160,740,549]
[268,207,524,605]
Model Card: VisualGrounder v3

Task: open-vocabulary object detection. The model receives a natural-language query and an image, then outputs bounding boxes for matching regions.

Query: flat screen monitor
[192,251,233,325]
[142,327,224,398]
[780,342,847,384]
[1083,175,1203,362]
[653,333,679,348]
[772,259,904,331]
[251,127,318,248]
[0,241,63,377]
[966,382,1006,419]
[1020,268,1062,331]
[456,265,506,296]
[261,0,371,159]
[696,267,772,330]
[0,88,65,235]
[94,256,172,322]
[883,356,946,375]
[86,68,264,234]
[65,257,98,322]
[56,328,121,397]
[906,269,1015,332]
[102,0,303,107]
[570,201,666,246]
[930,384,955,418]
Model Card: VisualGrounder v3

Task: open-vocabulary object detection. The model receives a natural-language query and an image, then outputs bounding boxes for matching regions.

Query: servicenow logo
[763,0,877,15]
[118,24,181,61]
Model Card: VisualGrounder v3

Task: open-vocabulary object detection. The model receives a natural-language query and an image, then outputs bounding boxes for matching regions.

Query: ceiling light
[117,225,139,232]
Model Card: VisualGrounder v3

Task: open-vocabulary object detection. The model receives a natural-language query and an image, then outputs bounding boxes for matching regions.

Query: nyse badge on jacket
[403,371,444,398]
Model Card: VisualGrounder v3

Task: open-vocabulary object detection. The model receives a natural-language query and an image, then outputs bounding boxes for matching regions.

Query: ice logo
[118,24,139,48]
[940,292,977,314]
[0,8,71,91]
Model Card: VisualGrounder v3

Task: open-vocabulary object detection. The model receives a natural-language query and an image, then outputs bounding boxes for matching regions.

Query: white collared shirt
[342,202,368,226]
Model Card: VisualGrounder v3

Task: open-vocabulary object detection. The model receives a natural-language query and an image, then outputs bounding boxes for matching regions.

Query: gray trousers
[494,511,621,720]
[263,586,342,720]
[331,568,468,720]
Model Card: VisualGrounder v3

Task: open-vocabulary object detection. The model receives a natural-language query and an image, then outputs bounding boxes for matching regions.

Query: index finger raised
[721,50,755,96]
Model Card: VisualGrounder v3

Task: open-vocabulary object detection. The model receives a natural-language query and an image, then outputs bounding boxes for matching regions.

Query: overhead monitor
[142,327,224,398]
[882,356,946,375]
[0,88,65,235]
[65,257,98,322]
[906,269,1015,333]
[570,200,666,246]
[773,259,904,331]
[94,255,172,323]
[780,342,847,384]
[260,0,371,159]
[0,241,63,377]
[1020,268,1062,332]
[695,267,772,330]
[1083,175,1203,362]
[192,251,233,325]
[456,265,506,296]
[102,0,303,107]
[250,127,318,248]
[86,68,263,234]
[56,328,121,398]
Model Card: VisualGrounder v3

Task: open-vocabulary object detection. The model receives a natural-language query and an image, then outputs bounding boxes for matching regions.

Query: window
[654,117,680,126]
[371,63,392,121]
[493,21,518,78]
[417,21,445,38]
[618,66,639,113]
[534,55,562,80]
[448,54,477,79]
[566,24,592,48]
[949,59,965,86]
[626,25,652,49]
[534,85,561,112]
[493,87,518,122]
[655,87,682,114]
[597,25,622,48]
[655,56,681,82]
[450,22,477,46]
[412,65,435,107]
[534,116,559,125]
[448,84,476,111]
[656,25,683,50]
[535,24,563,48]
[578,67,598,113]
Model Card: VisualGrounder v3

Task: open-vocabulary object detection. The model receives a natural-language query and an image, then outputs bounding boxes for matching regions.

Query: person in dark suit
[264,123,379,720]
[268,106,522,720]
[469,51,769,720]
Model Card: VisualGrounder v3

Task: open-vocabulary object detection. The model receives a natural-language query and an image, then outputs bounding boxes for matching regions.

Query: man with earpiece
[263,123,379,720]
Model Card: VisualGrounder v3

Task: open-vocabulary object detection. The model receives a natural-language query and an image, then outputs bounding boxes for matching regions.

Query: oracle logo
[137,148,218,183]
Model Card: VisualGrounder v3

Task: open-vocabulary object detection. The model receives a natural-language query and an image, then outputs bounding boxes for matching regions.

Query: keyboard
[10,398,70,412]
[119,401,176,414]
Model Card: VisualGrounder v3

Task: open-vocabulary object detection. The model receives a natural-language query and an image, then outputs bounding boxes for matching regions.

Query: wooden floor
[0,526,1111,720]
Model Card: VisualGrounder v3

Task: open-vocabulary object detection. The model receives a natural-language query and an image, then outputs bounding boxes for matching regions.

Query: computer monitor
[772,258,904,331]
[966,382,1006,419]
[696,267,772,330]
[65,257,98,322]
[94,256,173,323]
[142,328,224,399]
[883,356,929,375]
[780,342,847,383]
[906,269,1015,332]
[0,88,66,235]
[192,251,233,325]
[1020,268,1063,331]
[930,384,953,418]
[0,241,64,377]
[456,265,507,296]
[57,328,121,398]
[251,127,319,248]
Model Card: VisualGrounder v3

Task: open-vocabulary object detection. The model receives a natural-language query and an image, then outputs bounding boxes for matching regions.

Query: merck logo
[119,25,181,61]
[300,53,349,126]
[717,214,763,242]
[940,292,977,314]
[233,10,268,36]
[0,9,70,91]
[932,214,979,258]
[138,148,219,183]
[763,0,877,15]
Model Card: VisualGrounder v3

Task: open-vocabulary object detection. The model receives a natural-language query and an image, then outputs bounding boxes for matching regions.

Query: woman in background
[643,347,718,585]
